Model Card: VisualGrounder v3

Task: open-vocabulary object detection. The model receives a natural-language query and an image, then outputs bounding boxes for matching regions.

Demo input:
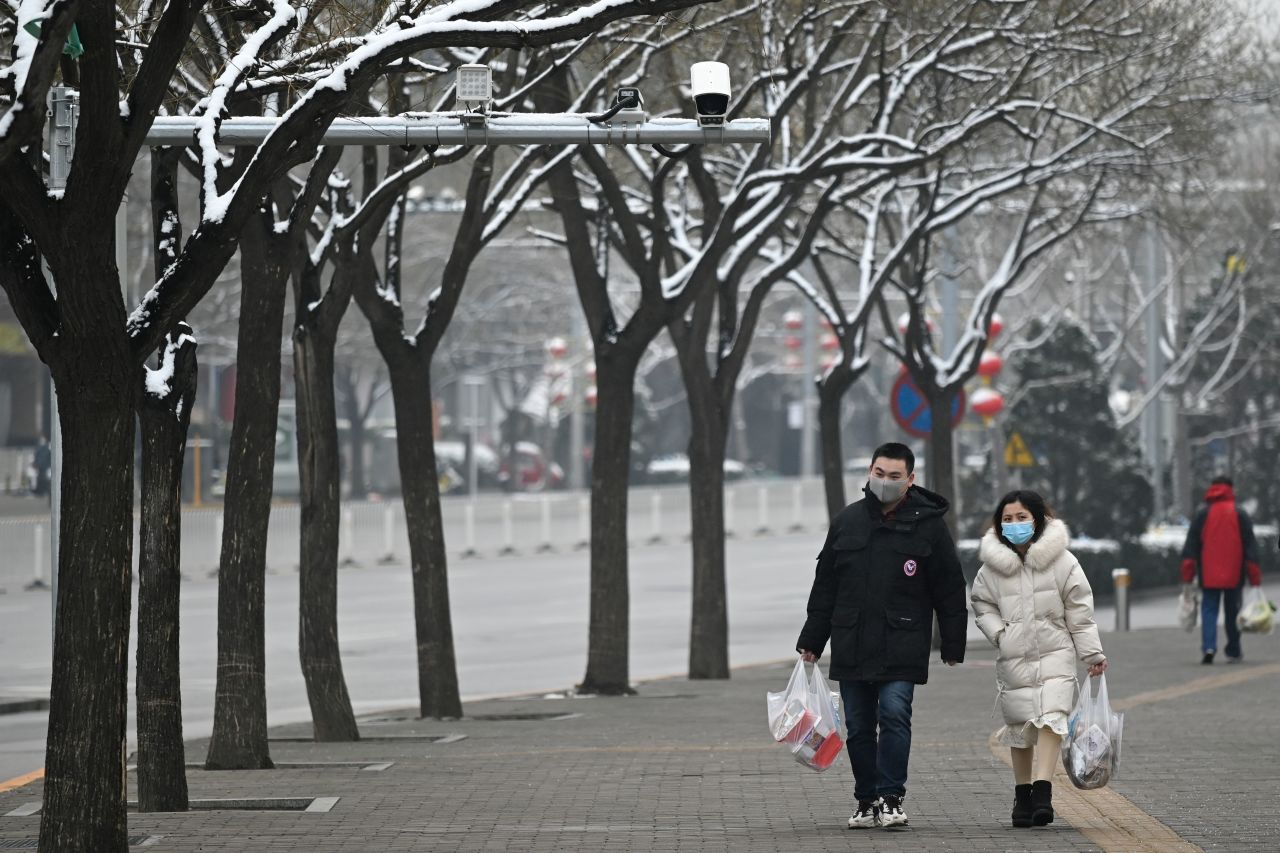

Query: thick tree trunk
[294,323,359,740]
[926,387,959,538]
[206,219,286,770]
[136,335,197,812]
[39,344,136,852]
[386,350,462,718]
[347,415,368,499]
[579,354,639,694]
[686,402,729,680]
[818,368,857,522]
[338,367,370,499]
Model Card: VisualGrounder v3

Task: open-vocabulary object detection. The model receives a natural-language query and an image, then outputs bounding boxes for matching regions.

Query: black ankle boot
[1031,780,1054,826]
[1011,784,1034,828]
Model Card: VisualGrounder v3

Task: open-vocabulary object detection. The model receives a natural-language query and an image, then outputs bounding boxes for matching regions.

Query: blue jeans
[840,680,915,802]
[1201,587,1243,657]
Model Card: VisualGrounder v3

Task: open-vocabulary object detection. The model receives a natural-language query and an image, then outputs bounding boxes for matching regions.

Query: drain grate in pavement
[180,761,393,772]
[11,798,340,817]
[0,837,158,848]
[270,733,465,744]
[468,712,582,722]
[128,797,339,812]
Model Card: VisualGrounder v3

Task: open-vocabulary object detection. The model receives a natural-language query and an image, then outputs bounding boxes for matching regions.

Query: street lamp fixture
[455,63,493,114]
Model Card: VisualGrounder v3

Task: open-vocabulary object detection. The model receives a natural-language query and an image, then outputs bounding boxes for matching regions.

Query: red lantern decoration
[970,387,1004,417]
[987,313,1004,339]
[585,385,598,407]
[783,335,802,350]
[546,337,568,358]
[783,310,804,330]
[586,362,597,381]
[784,354,802,370]
[820,333,840,351]
[977,351,1004,378]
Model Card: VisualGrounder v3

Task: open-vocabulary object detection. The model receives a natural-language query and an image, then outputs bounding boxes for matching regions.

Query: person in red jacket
[1180,476,1263,664]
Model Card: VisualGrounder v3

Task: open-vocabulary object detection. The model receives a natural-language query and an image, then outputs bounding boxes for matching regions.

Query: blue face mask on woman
[1002,520,1035,545]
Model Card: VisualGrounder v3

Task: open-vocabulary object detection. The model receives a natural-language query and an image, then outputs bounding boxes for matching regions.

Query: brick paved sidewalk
[2,625,1277,851]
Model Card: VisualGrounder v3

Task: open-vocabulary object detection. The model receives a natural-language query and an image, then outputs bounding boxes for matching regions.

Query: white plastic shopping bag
[766,660,844,772]
[1178,585,1199,632]
[1237,586,1276,635]
[1061,673,1124,790]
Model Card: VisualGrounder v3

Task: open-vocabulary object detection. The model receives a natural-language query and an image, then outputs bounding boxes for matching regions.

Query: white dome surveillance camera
[690,61,731,127]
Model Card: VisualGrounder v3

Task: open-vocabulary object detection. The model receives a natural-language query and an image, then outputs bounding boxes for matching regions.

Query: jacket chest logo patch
[903,559,918,577]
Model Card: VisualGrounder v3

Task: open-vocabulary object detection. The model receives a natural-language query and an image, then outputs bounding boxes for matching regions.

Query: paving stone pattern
[2,625,1277,851]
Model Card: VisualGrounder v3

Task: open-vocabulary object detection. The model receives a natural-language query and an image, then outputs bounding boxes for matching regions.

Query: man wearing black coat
[797,442,968,830]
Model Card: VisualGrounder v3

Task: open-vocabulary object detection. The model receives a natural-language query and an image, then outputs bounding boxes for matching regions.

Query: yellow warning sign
[1004,431,1036,468]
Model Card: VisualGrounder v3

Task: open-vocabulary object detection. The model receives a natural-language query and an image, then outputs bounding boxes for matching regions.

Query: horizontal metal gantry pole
[144,114,771,147]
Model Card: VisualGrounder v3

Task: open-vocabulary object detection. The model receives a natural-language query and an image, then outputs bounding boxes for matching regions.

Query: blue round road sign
[890,373,965,438]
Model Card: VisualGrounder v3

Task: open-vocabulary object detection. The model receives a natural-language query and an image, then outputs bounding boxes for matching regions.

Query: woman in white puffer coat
[970,490,1108,829]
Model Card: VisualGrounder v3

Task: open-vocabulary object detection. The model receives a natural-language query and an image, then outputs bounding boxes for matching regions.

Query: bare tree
[136,327,197,812]
[134,147,195,812]
[789,0,1252,525]
[0,2,716,847]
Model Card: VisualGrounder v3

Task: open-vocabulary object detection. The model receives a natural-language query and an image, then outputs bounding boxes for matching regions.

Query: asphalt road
[0,532,827,782]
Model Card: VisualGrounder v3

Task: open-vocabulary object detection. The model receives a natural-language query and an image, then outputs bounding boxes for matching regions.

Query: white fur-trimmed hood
[978,517,1070,576]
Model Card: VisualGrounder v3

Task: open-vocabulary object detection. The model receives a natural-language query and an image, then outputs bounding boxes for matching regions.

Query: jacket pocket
[884,611,929,668]
[892,538,933,558]
[829,608,861,666]
[833,533,869,573]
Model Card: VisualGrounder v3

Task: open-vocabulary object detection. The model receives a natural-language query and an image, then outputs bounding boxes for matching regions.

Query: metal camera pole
[46,85,80,633]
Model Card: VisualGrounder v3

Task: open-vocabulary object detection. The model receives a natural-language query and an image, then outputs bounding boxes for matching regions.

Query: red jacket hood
[1205,483,1236,503]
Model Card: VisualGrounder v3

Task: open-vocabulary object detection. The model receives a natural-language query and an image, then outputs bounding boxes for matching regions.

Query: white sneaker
[879,795,908,828]
[847,799,880,829]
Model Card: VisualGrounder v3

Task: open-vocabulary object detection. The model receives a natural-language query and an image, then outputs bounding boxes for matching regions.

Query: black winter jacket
[796,484,968,684]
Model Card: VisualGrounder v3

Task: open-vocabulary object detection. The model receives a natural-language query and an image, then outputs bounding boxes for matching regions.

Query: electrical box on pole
[47,86,78,191]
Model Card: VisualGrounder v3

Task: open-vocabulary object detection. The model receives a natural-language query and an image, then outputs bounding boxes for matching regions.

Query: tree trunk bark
[386,349,462,718]
[206,218,286,770]
[294,322,359,741]
[926,387,959,538]
[39,347,136,853]
[686,401,729,680]
[579,353,640,694]
[818,368,857,522]
[136,334,197,812]
[347,412,368,499]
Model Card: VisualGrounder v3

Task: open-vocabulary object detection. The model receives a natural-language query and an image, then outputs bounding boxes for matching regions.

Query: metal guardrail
[0,478,846,592]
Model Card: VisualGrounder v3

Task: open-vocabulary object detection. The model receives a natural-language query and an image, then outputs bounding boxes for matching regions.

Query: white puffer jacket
[970,519,1105,733]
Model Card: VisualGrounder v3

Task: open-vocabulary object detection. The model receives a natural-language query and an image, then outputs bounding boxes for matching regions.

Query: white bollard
[340,507,357,566]
[789,481,805,532]
[537,496,554,553]
[460,502,479,558]
[27,523,48,590]
[725,487,736,538]
[755,485,770,536]
[647,492,664,545]
[575,496,590,550]
[378,505,396,564]
[499,500,517,556]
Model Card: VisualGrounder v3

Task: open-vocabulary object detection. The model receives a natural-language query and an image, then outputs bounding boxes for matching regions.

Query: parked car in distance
[644,453,748,484]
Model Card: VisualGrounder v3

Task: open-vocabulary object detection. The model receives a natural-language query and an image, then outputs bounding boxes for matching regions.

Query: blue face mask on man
[1001,520,1035,545]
